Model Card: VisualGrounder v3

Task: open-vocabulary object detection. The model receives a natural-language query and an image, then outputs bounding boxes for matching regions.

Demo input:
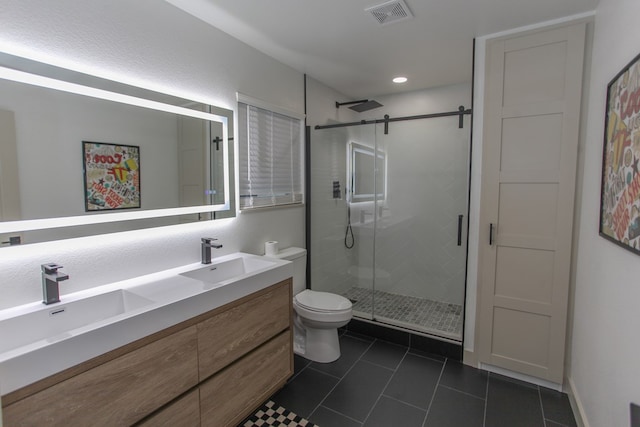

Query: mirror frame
[347,141,387,204]
[0,51,233,237]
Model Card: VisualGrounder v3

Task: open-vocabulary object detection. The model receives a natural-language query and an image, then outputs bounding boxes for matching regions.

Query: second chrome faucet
[41,263,69,305]
[201,238,223,264]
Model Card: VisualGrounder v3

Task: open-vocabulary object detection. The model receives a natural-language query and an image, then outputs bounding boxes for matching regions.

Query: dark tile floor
[269,332,577,427]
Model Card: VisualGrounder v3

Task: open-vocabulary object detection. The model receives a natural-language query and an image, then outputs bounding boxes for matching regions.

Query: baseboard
[567,376,590,427]
[463,349,477,367]
[480,363,562,391]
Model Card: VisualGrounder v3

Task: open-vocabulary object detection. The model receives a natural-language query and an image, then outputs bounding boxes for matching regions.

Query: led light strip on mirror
[0,65,230,235]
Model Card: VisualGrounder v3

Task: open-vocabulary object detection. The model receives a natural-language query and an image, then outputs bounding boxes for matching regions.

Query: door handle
[457,214,463,246]
[489,223,494,246]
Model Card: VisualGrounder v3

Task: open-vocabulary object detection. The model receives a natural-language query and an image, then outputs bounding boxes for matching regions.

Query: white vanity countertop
[0,252,292,395]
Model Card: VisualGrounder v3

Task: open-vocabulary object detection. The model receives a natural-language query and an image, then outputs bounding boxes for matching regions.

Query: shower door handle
[457,214,463,246]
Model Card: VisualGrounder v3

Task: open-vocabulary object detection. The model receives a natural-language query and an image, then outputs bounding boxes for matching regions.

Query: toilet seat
[294,290,352,313]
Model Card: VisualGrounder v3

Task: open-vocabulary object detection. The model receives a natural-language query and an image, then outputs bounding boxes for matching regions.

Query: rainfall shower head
[349,100,384,112]
[336,99,384,113]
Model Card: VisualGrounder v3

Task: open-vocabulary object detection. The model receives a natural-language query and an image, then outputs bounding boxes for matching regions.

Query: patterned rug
[242,400,319,426]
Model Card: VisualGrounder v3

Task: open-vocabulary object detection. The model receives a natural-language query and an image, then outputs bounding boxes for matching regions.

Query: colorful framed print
[82,141,141,211]
[600,52,640,254]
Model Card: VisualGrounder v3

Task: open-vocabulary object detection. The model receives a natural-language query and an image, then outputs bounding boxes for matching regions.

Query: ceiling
[166,0,597,99]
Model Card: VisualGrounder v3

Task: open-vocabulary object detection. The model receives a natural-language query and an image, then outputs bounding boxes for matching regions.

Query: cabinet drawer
[200,330,292,427]
[137,388,200,427]
[4,326,199,426]
[197,280,291,380]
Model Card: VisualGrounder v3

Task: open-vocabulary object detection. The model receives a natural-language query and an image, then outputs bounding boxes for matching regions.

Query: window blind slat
[238,102,303,209]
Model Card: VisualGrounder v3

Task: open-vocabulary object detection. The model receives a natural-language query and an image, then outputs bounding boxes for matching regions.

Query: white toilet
[270,247,352,363]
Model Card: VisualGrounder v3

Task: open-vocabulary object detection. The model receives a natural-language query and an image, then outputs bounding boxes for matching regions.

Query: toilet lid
[295,290,352,312]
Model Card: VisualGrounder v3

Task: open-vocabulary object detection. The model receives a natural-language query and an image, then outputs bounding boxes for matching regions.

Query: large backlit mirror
[0,51,235,247]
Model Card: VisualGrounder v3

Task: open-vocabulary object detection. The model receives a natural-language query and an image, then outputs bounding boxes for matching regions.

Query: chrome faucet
[201,237,223,264]
[41,263,69,305]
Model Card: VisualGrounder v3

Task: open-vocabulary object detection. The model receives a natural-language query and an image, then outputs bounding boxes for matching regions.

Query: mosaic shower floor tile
[342,287,463,340]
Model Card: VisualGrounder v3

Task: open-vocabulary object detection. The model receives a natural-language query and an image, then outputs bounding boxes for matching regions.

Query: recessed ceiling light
[393,76,408,83]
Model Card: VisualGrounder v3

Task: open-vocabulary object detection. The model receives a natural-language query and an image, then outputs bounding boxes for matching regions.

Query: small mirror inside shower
[348,142,387,204]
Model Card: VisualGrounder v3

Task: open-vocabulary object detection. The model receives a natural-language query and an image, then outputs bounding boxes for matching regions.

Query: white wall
[0,0,307,309]
[570,0,640,425]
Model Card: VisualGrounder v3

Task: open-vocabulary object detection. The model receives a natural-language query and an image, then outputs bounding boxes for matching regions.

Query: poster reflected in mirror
[82,141,141,211]
[600,51,640,254]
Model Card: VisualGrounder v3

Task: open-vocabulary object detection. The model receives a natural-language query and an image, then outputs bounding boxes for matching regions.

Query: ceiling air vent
[365,0,414,26]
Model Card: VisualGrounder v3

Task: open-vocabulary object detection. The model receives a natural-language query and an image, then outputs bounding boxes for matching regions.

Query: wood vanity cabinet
[138,389,202,427]
[2,279,293,427]
[197,280,290,380]
[4,326,200,426]
[200,331,291,427]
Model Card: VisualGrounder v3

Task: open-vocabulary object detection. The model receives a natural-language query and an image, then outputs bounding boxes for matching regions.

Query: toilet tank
[270,247,307,295]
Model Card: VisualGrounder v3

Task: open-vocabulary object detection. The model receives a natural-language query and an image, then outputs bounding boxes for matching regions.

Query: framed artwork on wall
[599,51,640,254]
[82,141,141,212]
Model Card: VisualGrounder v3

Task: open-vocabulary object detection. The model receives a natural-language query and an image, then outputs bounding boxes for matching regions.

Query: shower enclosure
[309,108,471,342]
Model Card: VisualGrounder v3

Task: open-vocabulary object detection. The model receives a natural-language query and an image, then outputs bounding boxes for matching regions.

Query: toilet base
[294,326,341,363]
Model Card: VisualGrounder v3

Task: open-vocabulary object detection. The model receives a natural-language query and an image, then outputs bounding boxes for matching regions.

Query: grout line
[406,348,447,364]
[438,384,486,401]
[421,357,447,427]
[306,365,343,380]
[342,330,376,343]
[315,405,364,426]
[381,393,429,412]
[538,386,548,427]
[483,372,491,427]
[287,358,312,383]
[307,338,376,421]
[358,358,398,372]
[361,343,410,425]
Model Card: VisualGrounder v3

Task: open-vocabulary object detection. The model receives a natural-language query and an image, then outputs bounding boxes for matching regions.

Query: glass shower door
[309,113,470,342]
[309,124,376,320]
[371,116,470,340]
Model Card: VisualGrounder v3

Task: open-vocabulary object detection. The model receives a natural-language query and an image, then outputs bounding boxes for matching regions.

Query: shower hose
[345,205,354,249]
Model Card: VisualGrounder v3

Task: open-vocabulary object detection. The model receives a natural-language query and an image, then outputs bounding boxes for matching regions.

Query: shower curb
[343,318,463,360]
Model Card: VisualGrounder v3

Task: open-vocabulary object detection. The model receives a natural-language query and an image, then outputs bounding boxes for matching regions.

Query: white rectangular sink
[180,256,277,284]
[0,289,153,354]
[0,252,292,395]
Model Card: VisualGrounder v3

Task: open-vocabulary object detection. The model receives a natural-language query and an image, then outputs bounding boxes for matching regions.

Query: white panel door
[477,23,586,383]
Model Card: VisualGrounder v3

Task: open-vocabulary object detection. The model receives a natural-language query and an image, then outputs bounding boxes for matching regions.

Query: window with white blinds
[238,101,304,210]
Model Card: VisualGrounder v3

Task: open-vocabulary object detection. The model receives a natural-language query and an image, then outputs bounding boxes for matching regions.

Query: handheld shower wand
[345,204,354,249]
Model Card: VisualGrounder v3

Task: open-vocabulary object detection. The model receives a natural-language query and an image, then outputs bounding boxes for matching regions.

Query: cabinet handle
[457,214,463,246]
[489,223,494,246]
